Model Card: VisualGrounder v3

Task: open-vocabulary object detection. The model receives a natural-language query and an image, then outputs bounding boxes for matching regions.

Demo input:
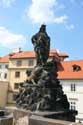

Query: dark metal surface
[16,25,77,122]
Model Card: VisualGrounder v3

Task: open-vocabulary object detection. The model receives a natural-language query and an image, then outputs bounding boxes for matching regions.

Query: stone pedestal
[29,115,82,125]
[0,110,13,125]
[31,110,77,122]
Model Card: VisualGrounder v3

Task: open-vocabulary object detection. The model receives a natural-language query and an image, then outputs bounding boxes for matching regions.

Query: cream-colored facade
[8,58,36,104]
[8,55,55,104]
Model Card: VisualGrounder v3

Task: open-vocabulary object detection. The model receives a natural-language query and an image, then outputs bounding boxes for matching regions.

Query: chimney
[56,49,60,53]
[12,47,22,53]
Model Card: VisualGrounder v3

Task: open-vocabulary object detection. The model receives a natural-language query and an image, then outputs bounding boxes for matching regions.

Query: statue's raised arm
[32,24,50,66]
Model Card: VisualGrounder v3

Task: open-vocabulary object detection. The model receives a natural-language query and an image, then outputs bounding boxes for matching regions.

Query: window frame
[14,83,19,89]
[16,60,22,67]
[5,64,8,69]
[0,65,2,69]
[13,93,17,101]
[15,71,20,78]
[71,84,76,92]
[72,64,81,72]
[4,73,7,79]
[70,101,76,111]
[28,59,34,66]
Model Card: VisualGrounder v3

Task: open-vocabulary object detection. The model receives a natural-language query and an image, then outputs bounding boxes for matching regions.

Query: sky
[0,0,83,60]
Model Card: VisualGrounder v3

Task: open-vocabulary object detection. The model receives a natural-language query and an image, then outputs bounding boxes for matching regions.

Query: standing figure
[32,24,50,66]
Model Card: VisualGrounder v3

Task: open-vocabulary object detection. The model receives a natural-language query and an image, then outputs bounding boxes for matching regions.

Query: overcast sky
[0,0,83,60]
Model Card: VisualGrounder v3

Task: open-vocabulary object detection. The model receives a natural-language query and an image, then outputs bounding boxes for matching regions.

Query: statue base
[32,110,77,122]
[29,114,78,125]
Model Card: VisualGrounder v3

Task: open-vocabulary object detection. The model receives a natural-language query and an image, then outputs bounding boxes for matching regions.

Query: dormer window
[72,64,81,72]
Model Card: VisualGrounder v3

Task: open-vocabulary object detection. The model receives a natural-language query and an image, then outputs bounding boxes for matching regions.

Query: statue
[32,24,50,66]
[16,24,77,122]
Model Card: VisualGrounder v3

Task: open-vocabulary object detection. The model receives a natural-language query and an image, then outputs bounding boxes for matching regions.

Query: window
[5,65,8,69]
[28,59,34,66]
[15,71,20,78]
[16,60,22,66]
[4,73,7,79]
[14,83,19,89]
[70,102,76,110]
[13,93,17,101]
[72,64,81,72]
[26,69,32,76]
[0,65,2,69]
[71,84,76,91]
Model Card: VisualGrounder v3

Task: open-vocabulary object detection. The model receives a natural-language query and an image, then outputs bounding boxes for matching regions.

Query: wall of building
[8,58,36,103]
[60,79,83,122]
[9,69,27,90]
[0,81,8,107]
[9,58,36,69]
[0,63,9,81]
[8,57,55,104]
[8,58,37,90]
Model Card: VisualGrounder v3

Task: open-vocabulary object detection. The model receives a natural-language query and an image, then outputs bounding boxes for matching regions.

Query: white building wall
[0,63,9,81]
[60,79,83,122]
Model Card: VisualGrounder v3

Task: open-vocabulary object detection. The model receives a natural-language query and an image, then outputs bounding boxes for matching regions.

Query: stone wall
[0,113,13,125]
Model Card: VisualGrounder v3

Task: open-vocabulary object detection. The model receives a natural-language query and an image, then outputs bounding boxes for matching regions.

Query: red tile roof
[10,50,61,61]
[0,50,68,63]
[10,51,35,59]
[58,60,83,79]
[0,51,83,79]
[0,55,9,63]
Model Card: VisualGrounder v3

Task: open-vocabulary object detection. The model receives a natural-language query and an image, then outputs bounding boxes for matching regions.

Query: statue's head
[39,24,46,32]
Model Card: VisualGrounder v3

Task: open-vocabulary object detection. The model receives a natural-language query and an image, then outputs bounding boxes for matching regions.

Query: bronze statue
[16,24,77,122]
[16,25,70,111]
[32,24,50,66]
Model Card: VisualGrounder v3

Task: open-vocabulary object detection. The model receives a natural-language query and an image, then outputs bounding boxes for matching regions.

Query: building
[8,51,36,105]
[58,60,83,122]
[0,47,21,107]
[0,55,9,81]
[0,55,9,107]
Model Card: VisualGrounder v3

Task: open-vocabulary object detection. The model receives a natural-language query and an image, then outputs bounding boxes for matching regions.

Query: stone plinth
[31,110,77,122]
[0,113,13,125]
[29,115,82,125]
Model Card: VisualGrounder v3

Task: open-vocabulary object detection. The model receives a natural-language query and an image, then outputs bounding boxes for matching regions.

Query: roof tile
[58,60,83,79]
